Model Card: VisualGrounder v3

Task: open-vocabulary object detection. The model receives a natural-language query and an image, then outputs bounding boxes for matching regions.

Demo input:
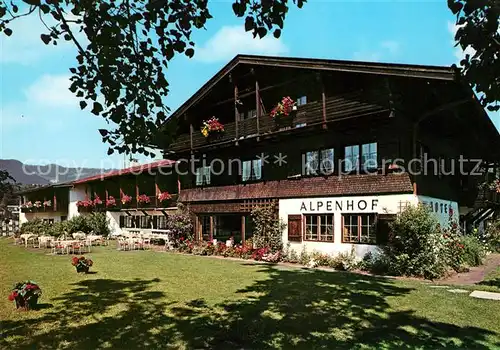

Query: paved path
[439,253,500,285]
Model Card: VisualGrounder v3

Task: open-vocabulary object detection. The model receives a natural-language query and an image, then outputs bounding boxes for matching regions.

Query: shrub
[330,248,358,271]
[460,235,486,267]
[359,251,390,274]
[65,215,92,234]
[310,251,333,267]
[166,208,194,242]
[282,244,300,264]
[251,205,286,253]
[86,213,111,237]
[298,245,311,265]
[45,221,68,237]
[385,205,447,279]
[20,218,50,236]
[484,221,500,252]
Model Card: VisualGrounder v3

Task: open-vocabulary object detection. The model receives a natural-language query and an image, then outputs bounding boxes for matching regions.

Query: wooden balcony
[21,201,68,213]
[94,194,178,212]
[168,91,389,153]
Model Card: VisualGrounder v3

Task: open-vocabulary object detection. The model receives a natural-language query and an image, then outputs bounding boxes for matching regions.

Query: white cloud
[352,40,400,62]
[195,25,288,63]
[24,74,76,108]
[0,15,84,65]
[447,20,476,62]
[381,41,400,55]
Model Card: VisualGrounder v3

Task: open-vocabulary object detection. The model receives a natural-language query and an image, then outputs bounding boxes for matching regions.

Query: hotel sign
[299,199,379,213]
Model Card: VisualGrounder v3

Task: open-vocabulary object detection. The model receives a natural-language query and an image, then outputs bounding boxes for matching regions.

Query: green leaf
[4,28,12,36]
[91,102,103,115]
[185,48,194,58]
[80,101,88,110]
[40,34,51,45]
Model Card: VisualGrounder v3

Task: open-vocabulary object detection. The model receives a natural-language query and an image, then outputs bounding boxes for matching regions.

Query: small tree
[386,205,447,280]
[166,205,194,241]
[250,205,286,253]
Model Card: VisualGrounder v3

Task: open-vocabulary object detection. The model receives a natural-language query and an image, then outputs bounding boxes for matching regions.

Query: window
[303,148,334,175]
[242,159,262,182]
[344,145,360,172]
[195,166,211,186]
[345,143,378,172]
[304,215,334,242]
[201,215,210,240]
[239,109,256,120]
[297,96,307,106]
[342,214,377,244]
[362,143,377,170]
[158,216,167,229]
[287,215,302,242]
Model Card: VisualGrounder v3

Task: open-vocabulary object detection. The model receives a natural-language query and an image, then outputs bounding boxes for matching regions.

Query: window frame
[297,95,307,106]
[302,147,335,176]
[341,213,378,245]
[195,165,211,186]
[241,158,263,182]
[303,214,335,242]
[344,142,378,173]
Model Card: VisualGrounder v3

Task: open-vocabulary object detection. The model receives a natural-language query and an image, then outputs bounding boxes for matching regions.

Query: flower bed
[8,281,42,310]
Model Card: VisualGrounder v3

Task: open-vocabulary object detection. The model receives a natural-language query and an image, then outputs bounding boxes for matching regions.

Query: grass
[479,266,500,289]
[1,238,499,349]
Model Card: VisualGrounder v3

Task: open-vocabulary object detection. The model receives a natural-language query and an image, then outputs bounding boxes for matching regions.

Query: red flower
[180,237,184,241]
[8,292,18,301]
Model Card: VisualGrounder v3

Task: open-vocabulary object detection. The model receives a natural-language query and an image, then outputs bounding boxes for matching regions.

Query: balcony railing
[21,203,68,213]
[168,91,388,152]
[91,194,178,212]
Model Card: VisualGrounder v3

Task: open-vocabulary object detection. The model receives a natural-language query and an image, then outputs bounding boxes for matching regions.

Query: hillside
[0,159,114,185]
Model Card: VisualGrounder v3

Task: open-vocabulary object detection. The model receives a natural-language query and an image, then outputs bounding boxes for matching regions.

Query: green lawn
[1,238,499,349]
[481,266,500,289]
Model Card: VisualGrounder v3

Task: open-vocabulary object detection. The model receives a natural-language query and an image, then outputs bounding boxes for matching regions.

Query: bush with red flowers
[71,256,94,273]
[8,281,42,310]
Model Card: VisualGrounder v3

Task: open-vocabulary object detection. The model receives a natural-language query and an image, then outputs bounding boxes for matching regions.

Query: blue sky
[1,1,498,168]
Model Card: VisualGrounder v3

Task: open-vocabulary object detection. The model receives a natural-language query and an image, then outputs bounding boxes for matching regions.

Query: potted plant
[21,201,33,213]
[43,200,52,208]
[93,195,103,207]
[121,194,132,208]
[76,199,94,212]
[8,281,42,310]
[137,194,151,205]
[33,201,42,211]
[201,117,225,141]
[270,96,297,129]
[158,191,172,203]
[106,196,117,208]
[71,256,94,273]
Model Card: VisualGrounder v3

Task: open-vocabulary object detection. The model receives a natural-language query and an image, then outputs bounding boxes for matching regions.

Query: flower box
[201,117,225,140]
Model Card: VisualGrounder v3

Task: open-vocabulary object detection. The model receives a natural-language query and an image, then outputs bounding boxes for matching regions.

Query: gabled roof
[73,159,176,184]
[169,54,458,121]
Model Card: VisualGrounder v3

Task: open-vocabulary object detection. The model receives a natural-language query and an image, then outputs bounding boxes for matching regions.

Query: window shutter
[119,215,125,228]
[287,215,302,242]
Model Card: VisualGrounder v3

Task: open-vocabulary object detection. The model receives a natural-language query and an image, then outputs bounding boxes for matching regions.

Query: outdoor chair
[51,241,66,255]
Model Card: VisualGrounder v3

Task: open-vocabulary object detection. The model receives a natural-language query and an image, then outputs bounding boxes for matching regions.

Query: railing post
[256,80,261,139]
[234,84,239,144]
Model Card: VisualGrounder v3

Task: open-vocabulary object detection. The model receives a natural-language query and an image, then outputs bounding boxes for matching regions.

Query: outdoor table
[20,233,37,247]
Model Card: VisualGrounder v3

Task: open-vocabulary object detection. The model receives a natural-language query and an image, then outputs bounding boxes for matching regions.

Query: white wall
[279,194,418,258]
[68,185,87,219]
[279,194,460,259]
[106,211,123,236]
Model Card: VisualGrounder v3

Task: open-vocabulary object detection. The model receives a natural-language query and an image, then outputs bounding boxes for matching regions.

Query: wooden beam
[234,84,239,144]
[241,215,246,244]
[209,215,214,241]
[255,80,261,138]
[321,78,327,129]
[189,122,194,151]
[417,98,470,123]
